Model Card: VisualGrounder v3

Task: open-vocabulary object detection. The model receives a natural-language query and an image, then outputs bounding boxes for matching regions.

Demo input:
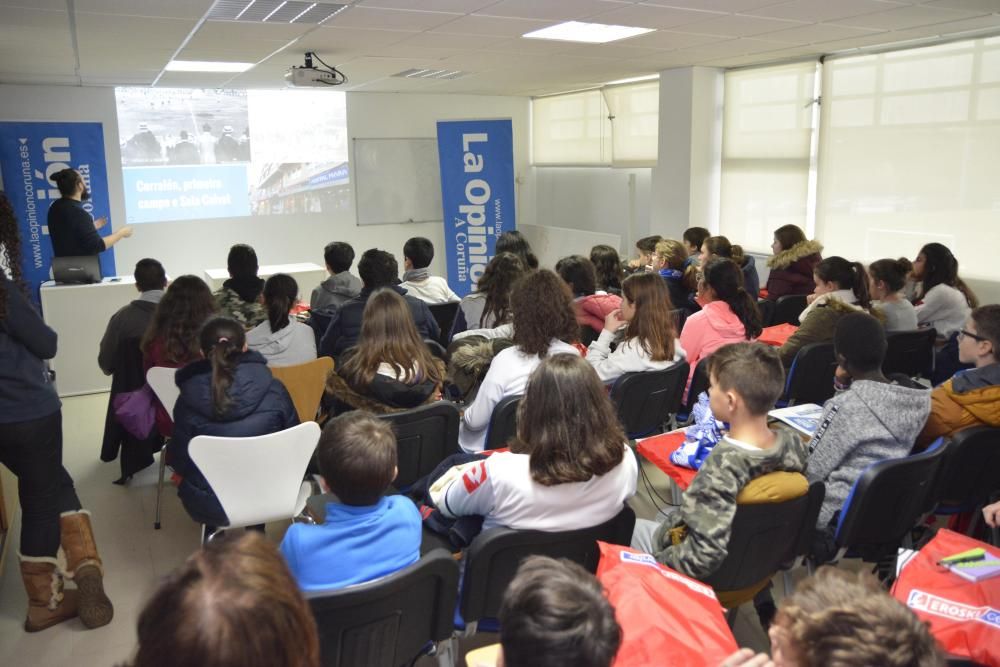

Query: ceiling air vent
[392,69,470,80]
[208,0,347,24]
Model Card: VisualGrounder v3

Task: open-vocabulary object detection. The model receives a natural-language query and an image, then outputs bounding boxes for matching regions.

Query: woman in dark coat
[765,224,823,301]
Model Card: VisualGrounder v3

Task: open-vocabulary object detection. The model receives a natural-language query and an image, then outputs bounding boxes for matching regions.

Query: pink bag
[112,384,156,439]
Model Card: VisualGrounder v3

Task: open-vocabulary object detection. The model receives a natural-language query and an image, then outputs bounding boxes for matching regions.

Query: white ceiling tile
[547,41,665,59]
[922,0,1000,11]
[0,0,65,8]
[587,3,724,29]
[360,43,469,59]
[78,48,175,70]
[671,36,792,59]
[0,51,78,75]
[186,20,311,47]
[359,0,498,11]
[325,6,463,31]
[642,0,797,12]
[622,30,737,49]
[760,22,885,43]
[477,37,580,53]
[866,12,1000,37]
[746,0,909,23]
[811,31,917,50]
[830,5,988,30]
[0,7,71,50]
[476,0,623,22]
[74,13,198,50]
[155,71,233,87]
[392,31,504,49]
[297,26,413,51]
[427,14,552,36]
[666,14,806,37]
[178,44,291,62]
[73,0,213,19]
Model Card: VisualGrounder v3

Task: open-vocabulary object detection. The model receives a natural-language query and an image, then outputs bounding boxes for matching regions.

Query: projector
[285,52,346,88]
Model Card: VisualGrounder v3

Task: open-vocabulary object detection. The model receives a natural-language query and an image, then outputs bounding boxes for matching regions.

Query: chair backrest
[484,395,521,451]
[883,328,936,379]
[783,342,837,406]
[773,294,808,326]
[460,506,636,624]
[307,550,459,667]
[188,422,320,529]
[677,357,711,422]
[269,356,335,423]
[424,339,448,361]
[757,299,776,328]
[609,362,690,438]
[702,475,824,592]
[146,366,180,421]
[835,439,949,557]
[428,302,459,347]
[377,401,461,490]
[933,426,1000,510]
[670,308,688,334]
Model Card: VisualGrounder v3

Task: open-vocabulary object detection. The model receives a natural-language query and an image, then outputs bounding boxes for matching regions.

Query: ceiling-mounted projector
[285,52,347,88]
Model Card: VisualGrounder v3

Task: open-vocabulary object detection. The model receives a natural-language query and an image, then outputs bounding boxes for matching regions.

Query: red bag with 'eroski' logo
[891,529,1000,667]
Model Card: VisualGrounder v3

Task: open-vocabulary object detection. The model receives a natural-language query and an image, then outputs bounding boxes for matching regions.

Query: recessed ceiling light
[523,21,654,44]
[165,60,255,73]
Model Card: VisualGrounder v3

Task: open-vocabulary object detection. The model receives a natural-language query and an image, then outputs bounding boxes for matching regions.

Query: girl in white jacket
[910,242,978,340]
[586,272,686,383]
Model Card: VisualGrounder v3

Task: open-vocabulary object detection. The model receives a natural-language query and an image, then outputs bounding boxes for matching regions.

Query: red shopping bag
[596,542,739,667]
[891,529,1000,667]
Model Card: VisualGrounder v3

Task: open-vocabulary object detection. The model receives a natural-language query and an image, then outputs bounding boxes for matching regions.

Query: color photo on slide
[114,87,349,223]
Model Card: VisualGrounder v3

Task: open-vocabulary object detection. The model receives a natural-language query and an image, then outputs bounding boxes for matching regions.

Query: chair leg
[434,637,456,667]
[725,607,738,627]
[782,569,794,597]
[154,444,167,530]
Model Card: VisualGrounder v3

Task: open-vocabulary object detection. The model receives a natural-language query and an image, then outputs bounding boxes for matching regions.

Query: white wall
[0,84,530,281]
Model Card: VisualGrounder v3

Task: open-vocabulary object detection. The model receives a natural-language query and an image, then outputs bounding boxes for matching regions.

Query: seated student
[142,275,217,436]
[777,257,874,368]
[496,556,622,667]
[681,258,762,392]
[247,273,317,367]
[310,241,361,312]
[586,272,685,383]
[450,251,525,339]
[806,313,930,560]
[652,238,696,313]
[590,244,624,295]
[213,244,266,329]
[702,235,760,301]
[98,258,167,375]
[279,412,420,591]
[985,499,1000,528]
[496,230,539,270]
[457,270,580,453]
[910,242,978,340]
[440,354,637,529]
[325,289,445,414]
[723,567,942,667]
[555,255,622,336]
[625,234,661,276]
[319,249,439,359]
[631,343,808,579]
[765,224,823,301]
[868,258,918,332]
[398,236,458,304]
[131,532,320,667]
[169,317,298,530]
[916,304,1000,449]
[682,226,711,269]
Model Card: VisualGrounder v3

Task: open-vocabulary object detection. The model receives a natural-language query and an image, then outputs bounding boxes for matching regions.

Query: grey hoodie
[246,320,317,367]
[310,272,362,312]
[807,380,931,528]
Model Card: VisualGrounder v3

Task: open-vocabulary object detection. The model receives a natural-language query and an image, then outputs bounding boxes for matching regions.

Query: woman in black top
[0,193,113,632]
[47,168,131,257]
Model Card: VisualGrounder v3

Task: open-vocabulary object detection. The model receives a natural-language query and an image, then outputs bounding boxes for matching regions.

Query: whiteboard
[354,138,442,226]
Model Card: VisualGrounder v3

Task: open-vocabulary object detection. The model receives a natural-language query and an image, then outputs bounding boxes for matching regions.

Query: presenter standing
[47,168,132,258]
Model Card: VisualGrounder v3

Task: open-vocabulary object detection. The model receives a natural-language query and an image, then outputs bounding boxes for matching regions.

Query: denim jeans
[0,410,82,557]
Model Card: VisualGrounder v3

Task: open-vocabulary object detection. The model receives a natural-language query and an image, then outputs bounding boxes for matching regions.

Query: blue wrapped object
[669,392,726,470]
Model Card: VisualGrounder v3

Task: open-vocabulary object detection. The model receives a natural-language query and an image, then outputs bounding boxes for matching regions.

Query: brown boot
[60,510,113,628]
[20,555,79,632]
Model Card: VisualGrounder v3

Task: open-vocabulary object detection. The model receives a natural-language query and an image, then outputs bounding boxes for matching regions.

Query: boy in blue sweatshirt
[280,411,421,591]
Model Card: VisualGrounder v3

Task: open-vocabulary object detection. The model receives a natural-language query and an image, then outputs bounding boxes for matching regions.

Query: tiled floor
[1,393,785,666]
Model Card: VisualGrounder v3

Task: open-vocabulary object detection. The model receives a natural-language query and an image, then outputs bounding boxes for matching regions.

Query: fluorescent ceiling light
[523,21,654,44]
[606,74,659,85]
[165,60,255,73]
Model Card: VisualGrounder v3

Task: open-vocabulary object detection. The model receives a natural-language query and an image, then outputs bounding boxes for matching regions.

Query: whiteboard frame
[352,137,443,226]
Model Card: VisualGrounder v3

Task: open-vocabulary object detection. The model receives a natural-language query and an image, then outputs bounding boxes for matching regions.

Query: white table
[40,277,140,397]
[202,262,327,294]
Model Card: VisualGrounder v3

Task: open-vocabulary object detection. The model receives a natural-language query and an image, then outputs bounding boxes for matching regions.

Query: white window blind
[720,61,819,254]
[603,81,659,166]
[816,37,1000,280]
[532,89,612,166]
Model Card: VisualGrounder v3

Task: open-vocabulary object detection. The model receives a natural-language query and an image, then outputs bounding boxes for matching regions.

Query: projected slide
[114,87,349,223]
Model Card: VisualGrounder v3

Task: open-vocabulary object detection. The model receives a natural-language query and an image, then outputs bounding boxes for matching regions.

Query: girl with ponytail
[169,316,298,530]
[679,258,762,392]
[701,235,761,300]
[869,259,918,332]
[777,257,877,368]
[247,273,317,367]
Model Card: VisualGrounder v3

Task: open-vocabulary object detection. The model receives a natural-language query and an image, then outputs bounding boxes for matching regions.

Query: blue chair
[931,427,1000,535]
[778,341,836,407]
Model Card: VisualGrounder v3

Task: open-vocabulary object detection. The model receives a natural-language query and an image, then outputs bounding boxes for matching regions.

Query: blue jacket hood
[175,350,275,421]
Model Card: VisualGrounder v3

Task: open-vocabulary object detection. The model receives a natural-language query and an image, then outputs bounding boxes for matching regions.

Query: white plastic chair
[146,367,180,530]
[188,421,320,543]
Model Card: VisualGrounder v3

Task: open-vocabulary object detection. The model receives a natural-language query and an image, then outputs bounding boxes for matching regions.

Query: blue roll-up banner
[436,119,516,299]
[0,121,115,304]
